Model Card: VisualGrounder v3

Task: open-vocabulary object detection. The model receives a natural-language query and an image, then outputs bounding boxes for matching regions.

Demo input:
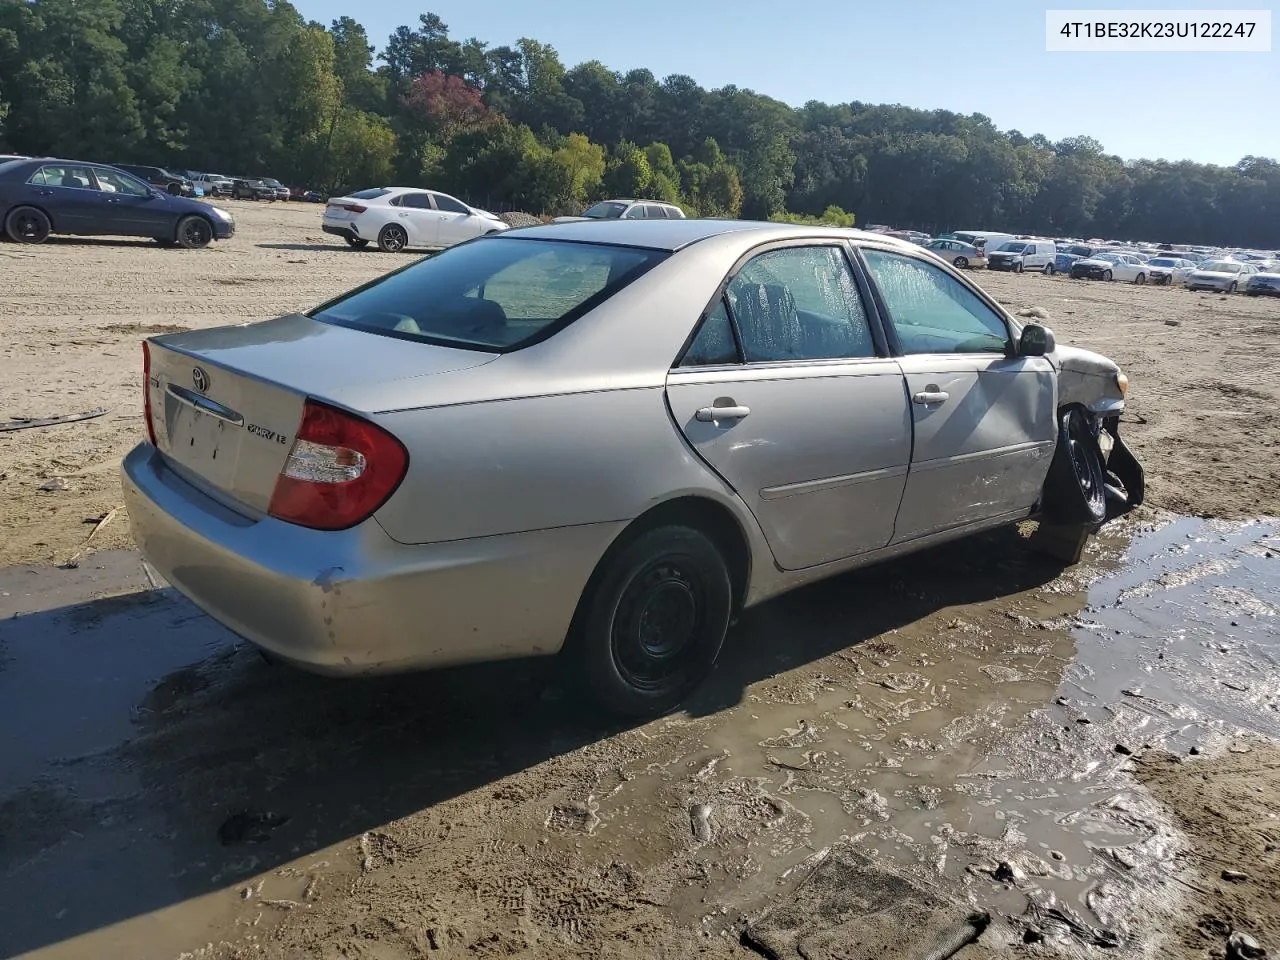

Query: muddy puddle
[1,515,1277,959]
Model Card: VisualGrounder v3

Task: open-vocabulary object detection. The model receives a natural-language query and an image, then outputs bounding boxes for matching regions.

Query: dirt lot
[2,204,1279,960]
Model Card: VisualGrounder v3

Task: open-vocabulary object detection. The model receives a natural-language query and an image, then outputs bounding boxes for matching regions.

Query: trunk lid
[145,314,496,513]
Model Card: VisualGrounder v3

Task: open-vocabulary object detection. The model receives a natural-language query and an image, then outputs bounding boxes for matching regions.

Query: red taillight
[267,399,409,531]
[342,204,366,214]
[142,341,157,445]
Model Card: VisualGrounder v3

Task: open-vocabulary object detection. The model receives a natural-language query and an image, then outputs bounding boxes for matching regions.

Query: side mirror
[1019,323,1055,357]
[148,188,164,200]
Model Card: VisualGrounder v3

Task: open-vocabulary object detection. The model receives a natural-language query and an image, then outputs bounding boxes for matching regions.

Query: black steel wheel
[1044,408,1107,525]
[377,223,408,253]
[570,526,732,717]
[5,206,51,243]
[176,215,213,249]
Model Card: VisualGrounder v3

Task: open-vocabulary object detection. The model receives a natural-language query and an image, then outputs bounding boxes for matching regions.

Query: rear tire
[345,237,369,249]
[1044,408,1107,526]
[176,215,213,249]
[167,182,183,196]
[1044,262,1055,275]
[953,256,968,269]
[377,223,408,253]
[568,526,732,718]
[1135,273,1146,285]
[5,206,51,244]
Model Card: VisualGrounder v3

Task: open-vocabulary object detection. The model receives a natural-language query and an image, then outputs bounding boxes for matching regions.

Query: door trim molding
[760,463,909,500]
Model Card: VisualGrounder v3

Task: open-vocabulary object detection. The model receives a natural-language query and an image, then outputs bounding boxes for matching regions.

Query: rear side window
[400,193,433,209]
[312,238,666,352]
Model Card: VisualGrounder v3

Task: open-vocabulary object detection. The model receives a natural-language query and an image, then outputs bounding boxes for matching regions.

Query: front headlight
[210,207,232,221]
[1115,372,1129,397]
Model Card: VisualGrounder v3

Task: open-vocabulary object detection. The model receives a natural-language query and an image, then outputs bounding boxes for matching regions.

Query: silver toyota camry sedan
[121,220,1144,716]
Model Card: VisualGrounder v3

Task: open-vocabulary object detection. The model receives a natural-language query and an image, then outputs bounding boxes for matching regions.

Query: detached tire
[1043,408,1107,525]
[569,526,732,718]
[176,215,213,249]
[5,206,51,244]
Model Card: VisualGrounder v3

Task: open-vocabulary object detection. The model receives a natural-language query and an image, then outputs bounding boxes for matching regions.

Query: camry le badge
[192,366,210,392]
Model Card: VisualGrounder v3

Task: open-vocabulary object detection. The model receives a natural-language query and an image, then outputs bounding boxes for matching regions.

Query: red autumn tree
[402,70,490,140]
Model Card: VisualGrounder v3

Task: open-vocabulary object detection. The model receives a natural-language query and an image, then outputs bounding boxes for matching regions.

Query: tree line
[1,1,1276,247]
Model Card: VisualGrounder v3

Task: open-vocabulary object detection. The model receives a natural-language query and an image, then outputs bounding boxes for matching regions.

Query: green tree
[552,132,606,209]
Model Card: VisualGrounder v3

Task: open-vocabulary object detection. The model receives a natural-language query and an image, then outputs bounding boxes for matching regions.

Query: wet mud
[0,512,1276,959]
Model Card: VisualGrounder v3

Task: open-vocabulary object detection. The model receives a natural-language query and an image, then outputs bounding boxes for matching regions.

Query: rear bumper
[121,444,623,675]
[322,223,360,241]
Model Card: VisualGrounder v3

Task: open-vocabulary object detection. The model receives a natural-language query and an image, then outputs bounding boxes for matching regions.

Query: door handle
[912,390,950,405]
[695,404,750,423]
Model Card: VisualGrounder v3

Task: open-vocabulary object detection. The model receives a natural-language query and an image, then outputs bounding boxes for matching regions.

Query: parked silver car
[121,221,1144,716]
[923,238,986,269]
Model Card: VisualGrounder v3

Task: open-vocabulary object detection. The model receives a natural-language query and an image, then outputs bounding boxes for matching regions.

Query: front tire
[5,206,51,244]
[377,223,408,253]
[1014,261,1024,273]
[953,256,968,269]
[1228,281,1238,294]
[1102,269,1113,282]
[345,237,369,249]
[175,215,213,249]
[569,526,732,718]
[1135,273,1146,285]
[1044,408,1107,526]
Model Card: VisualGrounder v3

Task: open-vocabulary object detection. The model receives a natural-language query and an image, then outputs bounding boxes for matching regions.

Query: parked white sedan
[323,187,509,252]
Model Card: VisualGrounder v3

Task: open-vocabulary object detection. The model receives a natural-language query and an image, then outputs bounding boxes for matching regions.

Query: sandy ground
[2,205,1280,960]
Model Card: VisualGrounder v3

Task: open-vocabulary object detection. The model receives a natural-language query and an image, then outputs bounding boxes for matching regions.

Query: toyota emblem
[192,366,210,392]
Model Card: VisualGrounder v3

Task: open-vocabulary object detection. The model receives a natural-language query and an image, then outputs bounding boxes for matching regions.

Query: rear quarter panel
[372,387,742,544]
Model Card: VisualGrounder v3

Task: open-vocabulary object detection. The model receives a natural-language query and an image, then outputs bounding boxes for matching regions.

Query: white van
[986,238,1058,273]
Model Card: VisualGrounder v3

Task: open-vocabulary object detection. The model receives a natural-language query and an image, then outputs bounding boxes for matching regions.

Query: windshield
[1067,245,1094,257]
[1148,258,1178,267]
[581,201,629,219]
[1203,261,1239,272]
[1095,253,1122,263]
[995,241,1028,253]
[312,238,666,352]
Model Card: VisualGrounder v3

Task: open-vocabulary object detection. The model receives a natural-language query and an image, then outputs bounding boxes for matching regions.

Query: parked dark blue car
[0,157,234,248]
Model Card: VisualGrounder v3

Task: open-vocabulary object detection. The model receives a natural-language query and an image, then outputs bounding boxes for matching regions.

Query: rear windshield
[348,188,391,200]
[311,237,666,352]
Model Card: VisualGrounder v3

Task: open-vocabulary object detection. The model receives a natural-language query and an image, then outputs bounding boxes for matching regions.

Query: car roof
[501,218,924,253]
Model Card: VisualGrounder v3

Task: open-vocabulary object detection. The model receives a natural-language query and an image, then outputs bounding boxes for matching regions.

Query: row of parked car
[897,227,1280,296]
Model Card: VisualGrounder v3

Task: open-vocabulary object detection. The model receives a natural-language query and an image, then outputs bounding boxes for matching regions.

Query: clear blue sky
[292,0,1277,166]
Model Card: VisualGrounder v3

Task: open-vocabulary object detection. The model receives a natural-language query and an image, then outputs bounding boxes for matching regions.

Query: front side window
[94,167,150,196]
[725,246,876,363]
[312,238,665,352]
[861,249,1010,355]
[432,193,470,214]
[622,205,646,219]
